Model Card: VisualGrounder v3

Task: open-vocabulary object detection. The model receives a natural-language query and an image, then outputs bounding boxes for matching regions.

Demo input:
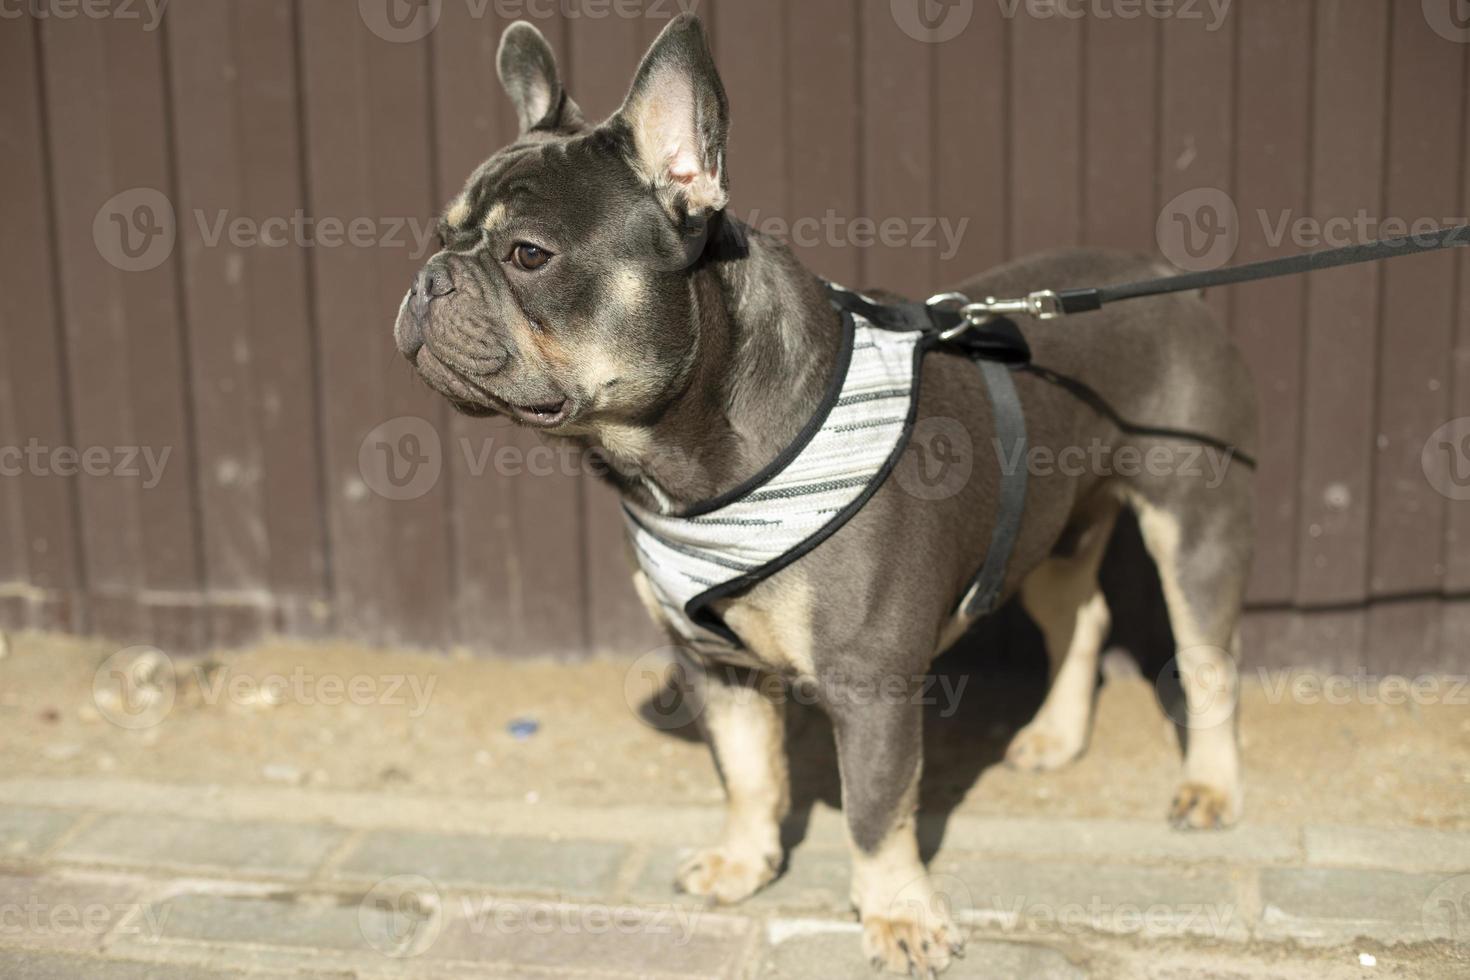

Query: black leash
[1023,223,1470,320]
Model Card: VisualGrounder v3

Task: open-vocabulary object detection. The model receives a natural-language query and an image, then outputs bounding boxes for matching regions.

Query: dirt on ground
[1,630,1466,832]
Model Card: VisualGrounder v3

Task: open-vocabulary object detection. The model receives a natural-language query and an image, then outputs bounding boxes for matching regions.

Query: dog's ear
[497,21,583,135]
[613,14,729,220]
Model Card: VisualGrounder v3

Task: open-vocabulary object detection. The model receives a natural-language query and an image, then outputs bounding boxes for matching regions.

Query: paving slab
[632,846,852,913]
[756,924,1087,980]
[334,829,629,897]
[1257,867,1458,946]
[54,814,345,880]
[1303,825,1470,874]
[0,948,258,980]
[941,858,1248,942]
[0,873,155,952]
[0,807,82,861]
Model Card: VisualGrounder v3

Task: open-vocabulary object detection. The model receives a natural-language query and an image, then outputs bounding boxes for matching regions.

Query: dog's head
[395,14,729,433]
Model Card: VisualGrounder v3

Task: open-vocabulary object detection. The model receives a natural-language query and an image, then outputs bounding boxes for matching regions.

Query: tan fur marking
[445,197,470,227]
[482,202,509,233]
[718,576,818,678]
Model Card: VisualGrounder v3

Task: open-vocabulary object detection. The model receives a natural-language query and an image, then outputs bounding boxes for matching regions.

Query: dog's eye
[511,242,553,272]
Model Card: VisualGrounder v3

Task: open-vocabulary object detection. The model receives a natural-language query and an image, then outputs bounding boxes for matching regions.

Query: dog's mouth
[507,399,571,427]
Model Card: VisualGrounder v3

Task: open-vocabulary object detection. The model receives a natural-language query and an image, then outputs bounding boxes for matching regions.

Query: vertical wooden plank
[1081,9,1158,252]
[1157,2,1235,323]
[787,0,862,286]
[715,0,786,223]
[232,0,332,637]
[1365,4,1465,664]
[164,0,329,646]
[0,19,84,631]
[1230,0,1313,607]
[431,4,592,657]
[1445,45,1470,667]
[567,0,644,124]
[298,2,453,649]
[1292,0,1390,668]
[41,13,205,650]
[1008,6,1082,257]
[935,2,1006,284]
[860,0,934,296]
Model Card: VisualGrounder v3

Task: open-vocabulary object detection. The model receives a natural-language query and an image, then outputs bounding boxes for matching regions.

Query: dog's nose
[409,266,454,322]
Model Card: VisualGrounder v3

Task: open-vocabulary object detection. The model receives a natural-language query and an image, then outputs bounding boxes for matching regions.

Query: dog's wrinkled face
[395,15,729,434]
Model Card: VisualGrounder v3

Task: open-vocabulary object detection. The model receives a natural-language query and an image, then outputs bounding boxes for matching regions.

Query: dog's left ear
[497,21,583,134]
[613,14,729,220]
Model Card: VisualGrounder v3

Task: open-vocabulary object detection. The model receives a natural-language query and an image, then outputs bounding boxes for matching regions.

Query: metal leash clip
[926,289,1065,342]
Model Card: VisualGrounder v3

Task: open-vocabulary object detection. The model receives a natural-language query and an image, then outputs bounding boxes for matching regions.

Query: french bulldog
[395,14,1256,976]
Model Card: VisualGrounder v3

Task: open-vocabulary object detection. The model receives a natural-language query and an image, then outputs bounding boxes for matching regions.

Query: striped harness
[623,284,1031,660]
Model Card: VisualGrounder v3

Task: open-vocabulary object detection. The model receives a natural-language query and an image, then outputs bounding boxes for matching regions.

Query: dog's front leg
[675,654,789,904]
[828,678,965,976]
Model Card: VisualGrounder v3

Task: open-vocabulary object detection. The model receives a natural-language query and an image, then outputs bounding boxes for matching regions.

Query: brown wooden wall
[0,0,1466,670]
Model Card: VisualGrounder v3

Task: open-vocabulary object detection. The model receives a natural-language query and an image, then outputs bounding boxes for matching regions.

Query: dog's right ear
[497,21,583,135]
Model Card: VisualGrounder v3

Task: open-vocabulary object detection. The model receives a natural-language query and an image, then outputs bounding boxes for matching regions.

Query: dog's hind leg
[1126,474,1253,829]
[1008,497,1120,771]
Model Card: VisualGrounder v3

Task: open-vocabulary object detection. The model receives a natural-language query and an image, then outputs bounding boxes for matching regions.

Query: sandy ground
[1,630,1466,832]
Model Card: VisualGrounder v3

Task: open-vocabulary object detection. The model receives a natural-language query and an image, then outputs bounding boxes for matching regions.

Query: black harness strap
[963,358,1028,618]
[826,283,1030,622]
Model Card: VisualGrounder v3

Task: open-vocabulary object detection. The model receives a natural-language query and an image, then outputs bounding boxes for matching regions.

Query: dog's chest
[623,309,924,660]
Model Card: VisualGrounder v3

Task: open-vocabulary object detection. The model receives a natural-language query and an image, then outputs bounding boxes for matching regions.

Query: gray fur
[396,14,1257,973]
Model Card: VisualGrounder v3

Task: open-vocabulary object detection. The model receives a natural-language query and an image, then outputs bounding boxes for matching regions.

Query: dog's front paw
[674,846,779,905]
[1168,781,1241,830]
[1004,721,1086,772]
[861,907,964,977]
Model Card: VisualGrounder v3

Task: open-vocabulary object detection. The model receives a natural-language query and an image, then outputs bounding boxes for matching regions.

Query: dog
[394,15,1256,975]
